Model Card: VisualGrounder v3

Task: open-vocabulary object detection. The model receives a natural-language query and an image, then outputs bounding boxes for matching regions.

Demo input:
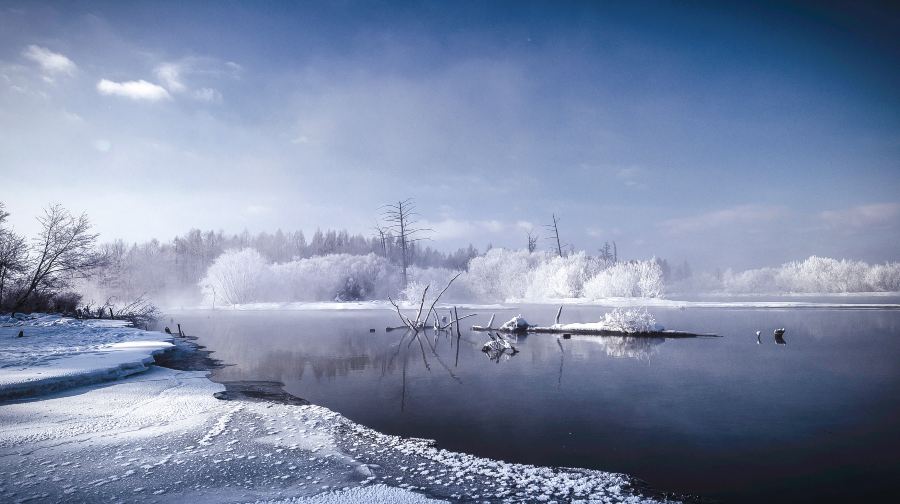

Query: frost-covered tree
[11,204,101,312]
[0,203,28,308]
[582,259,664,298]
[199,248,269,305]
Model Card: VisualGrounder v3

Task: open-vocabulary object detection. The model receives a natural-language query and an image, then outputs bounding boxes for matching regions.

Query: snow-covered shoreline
[0,314,674,503]
[0,314,174,400]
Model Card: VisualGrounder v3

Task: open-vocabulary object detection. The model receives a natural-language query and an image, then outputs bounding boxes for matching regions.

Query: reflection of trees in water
[568,335,665,361]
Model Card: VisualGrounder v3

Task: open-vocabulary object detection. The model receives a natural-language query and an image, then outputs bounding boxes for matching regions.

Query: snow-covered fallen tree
[550,307,664,333]
[473,307,713,337]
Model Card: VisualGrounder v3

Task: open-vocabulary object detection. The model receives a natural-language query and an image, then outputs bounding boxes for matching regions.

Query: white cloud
[153,58,234,103]
[660,204,786,235]
[154,63,186,92]
[820,203,900,229]
[21,45,76,76]
[96,79,171,101]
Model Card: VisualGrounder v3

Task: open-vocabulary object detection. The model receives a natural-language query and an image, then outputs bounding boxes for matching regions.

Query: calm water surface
[175,305,900,503]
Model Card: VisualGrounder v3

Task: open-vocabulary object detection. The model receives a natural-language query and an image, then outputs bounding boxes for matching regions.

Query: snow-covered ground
[0,314,173,400]
[0,315,673,503]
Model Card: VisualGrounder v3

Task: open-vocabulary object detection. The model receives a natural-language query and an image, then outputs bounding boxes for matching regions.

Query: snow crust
[0,314,173,400]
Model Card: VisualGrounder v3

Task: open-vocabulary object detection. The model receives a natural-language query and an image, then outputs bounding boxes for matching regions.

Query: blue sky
[1,0,898,269]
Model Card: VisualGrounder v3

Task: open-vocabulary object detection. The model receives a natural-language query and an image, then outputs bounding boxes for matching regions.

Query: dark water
[174,305,900,503]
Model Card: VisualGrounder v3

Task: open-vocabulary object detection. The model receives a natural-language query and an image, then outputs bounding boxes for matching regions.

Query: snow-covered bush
[598,307,661,333]
[866,263,900,292]
[406,266,474,302]
[200,248,270,305]
[200,251,400,304]
[268,253,399,301]
[464,249,661,302]
[525,252,600,299]
[464,248,543,301]
[715,256,900,294]
[582,260,664,298]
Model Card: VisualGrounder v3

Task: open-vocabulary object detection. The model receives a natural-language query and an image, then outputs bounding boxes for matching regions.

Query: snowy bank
[0,314,173,400]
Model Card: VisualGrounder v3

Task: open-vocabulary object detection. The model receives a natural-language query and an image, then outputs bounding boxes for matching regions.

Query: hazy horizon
[2,1,898,269]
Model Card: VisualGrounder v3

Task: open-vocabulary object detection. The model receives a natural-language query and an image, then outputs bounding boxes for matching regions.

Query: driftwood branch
[388,296,415,330]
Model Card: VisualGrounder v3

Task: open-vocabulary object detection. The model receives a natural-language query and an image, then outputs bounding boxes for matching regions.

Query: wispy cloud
[22,45,76,78]
[153,57,238,103]
[96,79,171,101]
[660,204,786,235]
[820,203,900,229]
[154,62,186,92]
[193,87,222,103]
[615,166,645,188]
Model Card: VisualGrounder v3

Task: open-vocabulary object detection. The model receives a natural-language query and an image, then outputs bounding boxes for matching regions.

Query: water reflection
[567,335,666,360]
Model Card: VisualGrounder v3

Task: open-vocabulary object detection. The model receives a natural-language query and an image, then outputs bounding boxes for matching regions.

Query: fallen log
[470,325,718,338]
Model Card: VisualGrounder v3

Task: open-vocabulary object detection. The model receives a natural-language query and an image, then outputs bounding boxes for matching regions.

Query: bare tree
[526,231,538,253]
[0,203,28,307]
[380,199,431,287]
[599,241,615,265]
[544,213,565,257]
[12,204,102,312]
[373,223,388,257]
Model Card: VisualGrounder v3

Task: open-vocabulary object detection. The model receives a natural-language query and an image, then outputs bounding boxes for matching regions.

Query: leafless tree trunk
[380,199,431,287]
[373,224,388,257]
[12,204,101,312]
[545,214,564,257]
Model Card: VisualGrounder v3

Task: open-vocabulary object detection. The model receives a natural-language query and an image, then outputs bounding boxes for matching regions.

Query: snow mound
[0,314,173,400]
[499,315,530,331]
[552,308,664,333]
